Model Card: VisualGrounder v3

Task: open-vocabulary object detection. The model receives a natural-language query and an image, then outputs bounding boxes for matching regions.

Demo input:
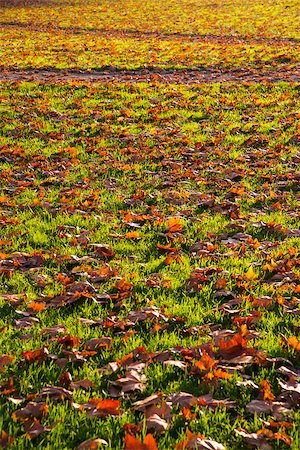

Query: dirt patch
[0,67,299,84]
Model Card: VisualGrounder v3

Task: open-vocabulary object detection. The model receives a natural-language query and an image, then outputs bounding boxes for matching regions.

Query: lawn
[0,1,300,450]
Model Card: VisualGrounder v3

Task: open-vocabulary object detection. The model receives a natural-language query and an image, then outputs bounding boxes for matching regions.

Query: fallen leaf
[12,402,48,421]
[176,429,225,449]
[70,379,95,391]
[42,325,67,336]
[35,386,73,403]
[82,398,121,418]
[0,430,14,448]
[166,392,198,408]
[166,218,183,233]
[260,380,275,401]
[124,231,141,239]
[77,438,108,449]
[133,394,163,412]
[145,414,168,433]
[235,429,272,450]
[163,360,187,370]
[287,336,300,351]
[22,347,49,363]
[124,433,158,450]
[0,355,14,372]
[245,266,258,281]
[84,337,112,351]
[24,418,53,439]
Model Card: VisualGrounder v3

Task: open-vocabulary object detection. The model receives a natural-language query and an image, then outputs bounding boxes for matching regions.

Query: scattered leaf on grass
[77,438,108,449]
[124,433,158,450]
[82,399,121,418]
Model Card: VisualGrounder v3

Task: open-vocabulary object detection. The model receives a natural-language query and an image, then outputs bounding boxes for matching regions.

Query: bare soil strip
[1,21,300,46]
[0,67,300,84]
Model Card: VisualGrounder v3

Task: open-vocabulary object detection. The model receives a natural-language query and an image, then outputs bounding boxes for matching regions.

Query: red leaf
[0,378,16,396]
[84,337,112,351]
[123,423,141,436]
[164,252,182,265]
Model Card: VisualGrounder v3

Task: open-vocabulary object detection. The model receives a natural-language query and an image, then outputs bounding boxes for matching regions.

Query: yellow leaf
[245,266,258,280]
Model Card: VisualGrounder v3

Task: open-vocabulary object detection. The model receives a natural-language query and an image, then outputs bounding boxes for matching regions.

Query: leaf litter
[0,2,300,448]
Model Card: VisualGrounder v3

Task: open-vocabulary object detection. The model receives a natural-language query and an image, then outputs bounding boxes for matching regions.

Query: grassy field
[0,1,300,449]
[1,0,300,71]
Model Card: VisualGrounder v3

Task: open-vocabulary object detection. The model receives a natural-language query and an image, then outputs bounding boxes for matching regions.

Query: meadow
[0,1,300,449]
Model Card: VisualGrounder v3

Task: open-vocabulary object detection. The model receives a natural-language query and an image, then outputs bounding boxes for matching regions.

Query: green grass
[0,2,300,449]
[0,80,299,449]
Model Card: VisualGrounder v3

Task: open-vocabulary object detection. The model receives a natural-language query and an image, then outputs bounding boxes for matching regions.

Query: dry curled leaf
[176,429,225,450]
[235,429,272,450]
[77,438,108,449]
[0,355,14,372]
[24,418,53,439]
[12,402,48,421]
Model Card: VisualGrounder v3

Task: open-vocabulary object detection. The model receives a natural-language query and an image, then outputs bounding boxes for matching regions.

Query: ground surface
[0,1,300,449]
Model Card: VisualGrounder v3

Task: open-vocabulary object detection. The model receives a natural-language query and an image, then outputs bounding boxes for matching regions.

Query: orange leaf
[22,347,49,363]
[218,334,248,360]
[124,231,141,239]
[287,336,300,351]
[143,434,159,450]
[157,243,179,253]
[260,380,275,401]
[215,278,227,290]
[164,253,182,265]
[194,352,216,372]
[288,247,297,257]
[182,407,196,420]
[167,218,183,233]
[124,433,143,450]
[273,430,291,446]
[124,433,158,450]
[95,399,121,413]
[213,368,232,380]
[27,301,46,312]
